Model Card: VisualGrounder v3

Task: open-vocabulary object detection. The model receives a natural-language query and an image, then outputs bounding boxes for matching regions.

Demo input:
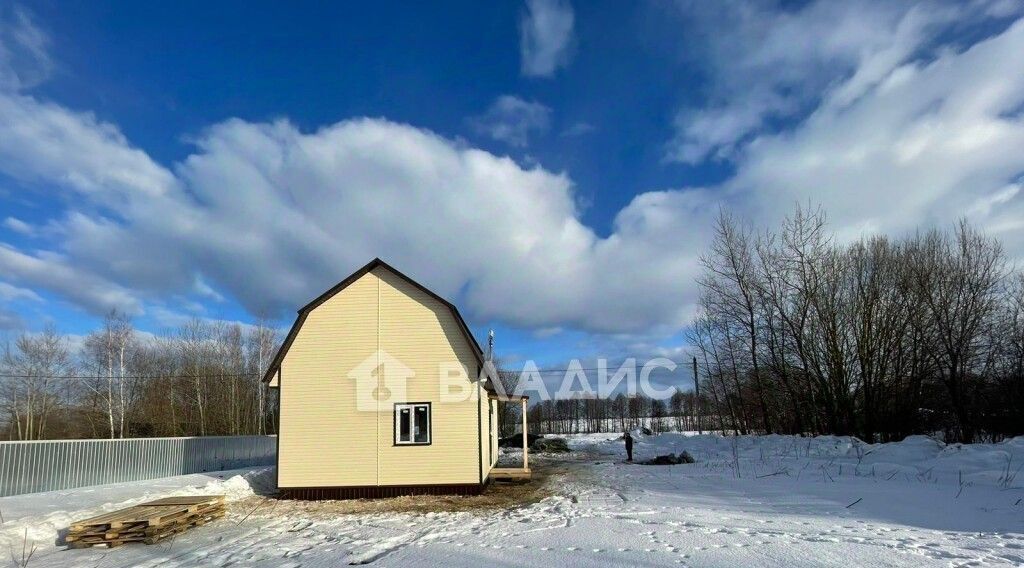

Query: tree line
[522,392,703,437]
[1,313,279,440]
[689,206,1024,443]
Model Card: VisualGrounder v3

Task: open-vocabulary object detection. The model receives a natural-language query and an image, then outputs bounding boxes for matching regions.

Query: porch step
[488,467,532,482]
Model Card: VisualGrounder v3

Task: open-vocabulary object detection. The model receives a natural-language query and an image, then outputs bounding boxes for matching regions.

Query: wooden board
[66,495,226,549]
[139,496,225,506]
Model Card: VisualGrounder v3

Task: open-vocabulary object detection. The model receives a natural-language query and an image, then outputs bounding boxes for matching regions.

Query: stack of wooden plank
[66,495,225,548]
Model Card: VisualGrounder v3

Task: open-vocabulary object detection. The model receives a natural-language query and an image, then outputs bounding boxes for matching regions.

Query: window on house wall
[395,403,431,445]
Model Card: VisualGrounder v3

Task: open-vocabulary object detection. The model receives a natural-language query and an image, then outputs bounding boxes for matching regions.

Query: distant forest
[522,392,701,439]
[0,315,279,440]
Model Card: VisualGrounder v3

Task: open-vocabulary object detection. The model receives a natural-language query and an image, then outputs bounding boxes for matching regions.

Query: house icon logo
[348,349,415,411]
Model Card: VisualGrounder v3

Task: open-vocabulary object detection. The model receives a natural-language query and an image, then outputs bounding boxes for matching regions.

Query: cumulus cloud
[0,82,706,332]
[0,93,178,204]
[519,0,575,77]
[469,95,552,147]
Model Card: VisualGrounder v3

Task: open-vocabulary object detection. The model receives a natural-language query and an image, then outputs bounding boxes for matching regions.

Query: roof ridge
[262,258,485,383]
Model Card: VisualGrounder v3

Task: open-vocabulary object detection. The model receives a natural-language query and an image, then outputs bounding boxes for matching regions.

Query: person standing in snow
[624,431,634,462]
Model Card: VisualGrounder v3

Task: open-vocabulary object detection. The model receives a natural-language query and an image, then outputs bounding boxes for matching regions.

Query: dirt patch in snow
[231,459,579,518]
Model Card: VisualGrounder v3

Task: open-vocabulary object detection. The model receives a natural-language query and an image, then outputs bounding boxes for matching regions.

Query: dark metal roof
[262,258,487,384]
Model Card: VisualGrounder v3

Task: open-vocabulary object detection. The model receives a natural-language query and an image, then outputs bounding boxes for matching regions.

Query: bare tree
[907,222,1005,443]
[1,326,74,440]
[700,210,772,432]
[82,311,136,438]
[177,319,214,436]
[692,206,1021,443]
[247,318,277,435]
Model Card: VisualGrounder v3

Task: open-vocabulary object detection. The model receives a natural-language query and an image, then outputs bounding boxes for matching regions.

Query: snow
[2,434,1023,566]
[0,468,270,559]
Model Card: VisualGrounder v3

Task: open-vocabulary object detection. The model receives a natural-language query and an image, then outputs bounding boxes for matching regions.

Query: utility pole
[693,355,702,435]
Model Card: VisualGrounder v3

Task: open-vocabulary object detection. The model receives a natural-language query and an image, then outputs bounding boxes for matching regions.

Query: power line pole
[693,355,702,435]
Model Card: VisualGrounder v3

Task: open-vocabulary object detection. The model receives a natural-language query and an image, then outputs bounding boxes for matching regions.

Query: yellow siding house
[264,258,516,499]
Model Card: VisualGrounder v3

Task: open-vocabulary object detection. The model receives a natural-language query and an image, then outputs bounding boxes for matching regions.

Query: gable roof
[262,258,488,384]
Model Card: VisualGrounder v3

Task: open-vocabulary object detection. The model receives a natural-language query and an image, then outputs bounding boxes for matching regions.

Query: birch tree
[1,327,73,440]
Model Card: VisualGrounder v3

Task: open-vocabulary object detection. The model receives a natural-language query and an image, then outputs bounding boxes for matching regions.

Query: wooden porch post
[522,398,528,470]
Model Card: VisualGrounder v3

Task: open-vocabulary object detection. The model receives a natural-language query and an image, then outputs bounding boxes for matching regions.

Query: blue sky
[2,0,1024,389]
[25,1,713,233]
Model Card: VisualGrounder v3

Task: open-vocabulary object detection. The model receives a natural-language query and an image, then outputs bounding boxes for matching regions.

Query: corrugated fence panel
[0,436,276,497]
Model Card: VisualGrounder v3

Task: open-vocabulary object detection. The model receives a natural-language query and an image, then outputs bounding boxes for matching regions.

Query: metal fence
[0,436,276,497]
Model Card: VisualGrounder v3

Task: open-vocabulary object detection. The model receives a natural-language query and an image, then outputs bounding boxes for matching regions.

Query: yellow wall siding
[278,265,483,489]
[278,271,381,488]
[376,267,481,486]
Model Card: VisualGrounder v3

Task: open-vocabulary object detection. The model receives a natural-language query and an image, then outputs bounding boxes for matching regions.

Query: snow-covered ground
[2,433,1023,567]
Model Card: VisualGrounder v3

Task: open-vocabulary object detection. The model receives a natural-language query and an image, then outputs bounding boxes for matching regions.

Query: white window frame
[394,402,431,445]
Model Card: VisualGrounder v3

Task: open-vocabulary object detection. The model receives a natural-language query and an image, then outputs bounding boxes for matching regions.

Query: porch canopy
[488,393,531,481]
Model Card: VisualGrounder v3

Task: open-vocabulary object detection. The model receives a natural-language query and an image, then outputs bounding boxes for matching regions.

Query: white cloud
[0,308,22,330]
[721,17,1024,251]
[469,95,551,147]
[148,306,264,335]
[0,93,178,204]
[560,121,595,137]
[519,0,575,77]
[0,86,706,333]
[0,6,51,91]
[664,0,1020,164]
[3,216,34,236]
[192,275,224,302]
[0,244,144,315]
[0,281,42,302]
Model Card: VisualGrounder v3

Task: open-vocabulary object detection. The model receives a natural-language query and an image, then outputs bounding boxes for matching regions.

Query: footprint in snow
[999,543,1024,550]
